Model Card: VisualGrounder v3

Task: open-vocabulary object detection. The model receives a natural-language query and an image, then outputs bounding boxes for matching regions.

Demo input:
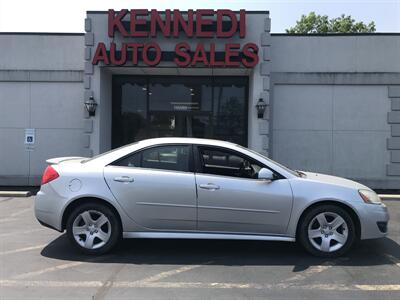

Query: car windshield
[81,141,139,163]
[236,145,301,177]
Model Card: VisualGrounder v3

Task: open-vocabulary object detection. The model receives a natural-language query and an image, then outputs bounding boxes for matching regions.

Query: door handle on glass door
[114,176,134,183]
[199,183,220,190]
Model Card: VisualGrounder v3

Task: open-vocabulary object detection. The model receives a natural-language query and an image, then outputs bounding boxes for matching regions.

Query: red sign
[92,9,259,68]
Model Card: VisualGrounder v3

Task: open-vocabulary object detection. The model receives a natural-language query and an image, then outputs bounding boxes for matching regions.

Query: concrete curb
[379,194,400,200]
[0,191,31,197]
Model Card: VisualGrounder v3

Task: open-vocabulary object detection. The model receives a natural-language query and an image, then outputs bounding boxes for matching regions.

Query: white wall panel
[30,82,84,129]
[272,84,390,180]
[0,82,30,128]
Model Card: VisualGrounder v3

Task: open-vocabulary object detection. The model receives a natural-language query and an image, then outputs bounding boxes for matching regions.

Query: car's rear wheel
[66,202,121,255]
[298,204,356,257]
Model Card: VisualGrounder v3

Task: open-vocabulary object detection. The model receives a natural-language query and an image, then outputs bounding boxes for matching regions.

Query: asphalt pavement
[1,196,400,300]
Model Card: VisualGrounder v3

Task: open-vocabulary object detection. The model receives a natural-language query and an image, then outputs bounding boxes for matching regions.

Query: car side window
[113,152,141,168]
[198,147,263,179]
[113,145,190,172]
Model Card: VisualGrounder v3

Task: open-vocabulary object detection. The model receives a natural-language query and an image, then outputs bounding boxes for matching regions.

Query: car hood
[302,171,370,190]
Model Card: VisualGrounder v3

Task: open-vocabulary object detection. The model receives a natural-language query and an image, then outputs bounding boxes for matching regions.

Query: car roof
[85,137,240,166]
[84,137,297,179]
[136,137,239,148]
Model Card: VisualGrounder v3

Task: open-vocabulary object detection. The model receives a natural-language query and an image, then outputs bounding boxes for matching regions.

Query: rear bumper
[359,203,390,240]
[38,219,63,232]
[34,185,65,232]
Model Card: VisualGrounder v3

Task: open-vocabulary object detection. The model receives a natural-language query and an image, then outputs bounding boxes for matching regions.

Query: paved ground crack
[92,264,126,300]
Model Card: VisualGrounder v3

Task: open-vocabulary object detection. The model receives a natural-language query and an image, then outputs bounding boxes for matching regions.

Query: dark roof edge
[272,32,400,36]
[0,32,84,36]
[87,10,269,14]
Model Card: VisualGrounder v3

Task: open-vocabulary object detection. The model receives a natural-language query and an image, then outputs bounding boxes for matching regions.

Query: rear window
[82,142,139,163]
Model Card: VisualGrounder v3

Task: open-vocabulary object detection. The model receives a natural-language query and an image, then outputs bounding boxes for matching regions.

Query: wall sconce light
[255,98,267,119]
[84,96,98,117]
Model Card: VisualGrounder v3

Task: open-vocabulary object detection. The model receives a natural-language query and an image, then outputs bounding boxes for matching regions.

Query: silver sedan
[35,138,389,257]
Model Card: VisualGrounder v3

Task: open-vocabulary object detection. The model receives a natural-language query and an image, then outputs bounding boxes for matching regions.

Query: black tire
[66,202,121,255]
[298,204,356,258]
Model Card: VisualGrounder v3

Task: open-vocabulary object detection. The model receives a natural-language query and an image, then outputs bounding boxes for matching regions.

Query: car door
[104,144,197,231]
[195,146,293,235]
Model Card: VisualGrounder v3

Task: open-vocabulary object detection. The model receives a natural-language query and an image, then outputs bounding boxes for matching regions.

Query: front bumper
[358,202,390,240]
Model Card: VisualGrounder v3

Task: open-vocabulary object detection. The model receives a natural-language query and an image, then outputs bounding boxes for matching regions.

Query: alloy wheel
[307,212,349,253]
[72,210,112,250]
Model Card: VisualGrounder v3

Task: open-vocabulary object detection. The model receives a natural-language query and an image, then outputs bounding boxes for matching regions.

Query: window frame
[109,143,195,173]
[193,145,284,180]
[111,75,249,148]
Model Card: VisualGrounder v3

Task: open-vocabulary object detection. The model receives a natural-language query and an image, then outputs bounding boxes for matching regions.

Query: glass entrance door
[148,112,213,139]
[112,76,248,148]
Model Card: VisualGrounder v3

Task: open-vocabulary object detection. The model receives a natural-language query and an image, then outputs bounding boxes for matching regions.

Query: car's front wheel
[66,202,121,255]
[298,204,356,257]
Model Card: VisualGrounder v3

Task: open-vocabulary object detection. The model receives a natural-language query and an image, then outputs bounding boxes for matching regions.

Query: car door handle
[199,183,220,190]
[114,176,134,183]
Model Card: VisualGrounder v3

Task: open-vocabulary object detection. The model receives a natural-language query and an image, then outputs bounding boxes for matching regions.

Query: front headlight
[358,189,382,205]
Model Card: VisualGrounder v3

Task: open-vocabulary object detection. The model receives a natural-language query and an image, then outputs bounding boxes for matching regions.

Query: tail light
[41,165,60,185]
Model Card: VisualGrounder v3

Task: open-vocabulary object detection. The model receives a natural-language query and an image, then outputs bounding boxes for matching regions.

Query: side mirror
[258,168,274,181]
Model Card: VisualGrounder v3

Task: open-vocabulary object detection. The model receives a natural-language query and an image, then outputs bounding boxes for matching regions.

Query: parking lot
[0,196,399,300]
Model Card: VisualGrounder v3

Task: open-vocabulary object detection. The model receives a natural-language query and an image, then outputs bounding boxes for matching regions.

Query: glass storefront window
[112,78,148,147]
[112,76,248,148]
[149,77,212,112]
[213,77,247,145]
